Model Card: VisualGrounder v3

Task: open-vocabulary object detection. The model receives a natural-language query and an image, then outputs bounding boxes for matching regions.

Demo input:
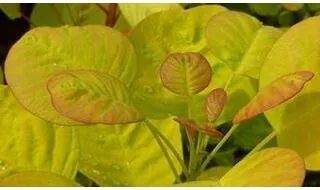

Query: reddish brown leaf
[174,117,198,141]
[199,125,224,138]
[234,71,314,124]
[205,88,227,122]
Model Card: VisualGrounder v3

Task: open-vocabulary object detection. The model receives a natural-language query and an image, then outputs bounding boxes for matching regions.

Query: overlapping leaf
[205,88,227,122]
[234,71,314,124]
[0,171,78,187]
[220,148,305,186]
[47,70,143,125]
[119,3,182,27]
[260,16,320,170]
[76,117,182,186]
[129,5,228,118]
[0,85,79,179]
[160,52,212,96]
[5,25,137,125]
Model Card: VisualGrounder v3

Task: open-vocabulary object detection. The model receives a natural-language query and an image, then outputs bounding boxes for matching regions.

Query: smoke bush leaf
[0,171,79,187]
[234,71,314,124]
[119,3,182,27]
[47,70,143,125]
[129,5,228,118]
[160,52,212,96]
[76,117,182,186]
[260,16,320,170]
[220,148,305,186]
[174,180,220,187]
[205,88,227,122]
[204,11,283,125]
[5,25,137,125]
[31,3,106,26]
[197,166,231,180]
[0,3,21,19]
[0,85,79,179]
[248,3,282,17]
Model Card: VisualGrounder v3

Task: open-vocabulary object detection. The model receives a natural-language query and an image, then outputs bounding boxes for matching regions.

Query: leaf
[248,3,282,16]
[205,88,227,122]
[0,3,21,19]
[76,117,182,186]
[5,25,137,125]
[31,3,106,26]
[0,171,78,187]
[283,3,303,12]
[204,11,283,125]
[306,4,320,12]
[233,115,273,151]
[174,180,220,187]
[220,148,305,187]
[0,85,78,179]
[47,70,143,125]
[160,52,212,96]
[260,16,320,170]
[197,166,231,180]
[119,3,182,27]
[129,5,228,118]
[234,71,314,124]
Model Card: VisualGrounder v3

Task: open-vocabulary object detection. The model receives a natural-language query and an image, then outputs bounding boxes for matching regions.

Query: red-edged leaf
[234,71,314,124]
[160,52,212,96]
[199,125,224,138]
[205,88,227,122]
[174,117,198,141]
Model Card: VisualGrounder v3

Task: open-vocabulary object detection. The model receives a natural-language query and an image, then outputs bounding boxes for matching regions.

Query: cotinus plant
[0,3,318,187]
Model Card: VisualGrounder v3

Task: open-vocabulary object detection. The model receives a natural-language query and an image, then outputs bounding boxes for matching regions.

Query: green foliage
[0,85,79,178]
[0,3,21,19]
[76,117,182,186]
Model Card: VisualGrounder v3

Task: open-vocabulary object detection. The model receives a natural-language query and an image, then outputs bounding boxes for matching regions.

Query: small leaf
[47,70,143,125]
[119,3,182,27]
[205,88,227,122]
[160,52,212,96]
[0,171,79,187]
[220,148,305,186]
[174,180,220,187]
[234,71,314,124]
[0,3,21,19]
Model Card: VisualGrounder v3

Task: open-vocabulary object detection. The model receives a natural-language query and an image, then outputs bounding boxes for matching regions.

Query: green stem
[144,119,189,178]
[198,124,239,173]
[246,130,277,158]
[144,120,181,183]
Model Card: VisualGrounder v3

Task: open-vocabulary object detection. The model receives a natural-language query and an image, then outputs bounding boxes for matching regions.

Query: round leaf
[0,171,78,187]
[260,16,320,170]
[5,25,137,125]
[160,52,212,96]
[220,148,305,187]
[129,5,228,118]
[47,70,143,125]
[0,85,79,178]
[76,117,182,186]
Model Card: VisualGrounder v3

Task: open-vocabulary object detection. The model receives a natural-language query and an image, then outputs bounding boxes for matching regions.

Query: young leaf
[76,117,182,186]
[0,85,78,179]
[119,3,182,27]
[0,171,79,187]
[205,88,227,122]
[0,3,21,19]
[205,11,283,126]
[129,5,228,118]
[5,25,137,125]
[260,16,320,170]
[220,148,305,186]
[160,52,212,96]
[47,70,143,125]
[234,71,314,124]
[31,3,106,26]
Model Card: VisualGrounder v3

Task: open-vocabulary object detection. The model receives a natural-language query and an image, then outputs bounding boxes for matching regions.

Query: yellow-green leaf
[76,117,182,186]
[220,148,305,187]
[0,85,78,179]
[5,25,137,125]
[119,3,182,27]
[205,88,227,122]
[197,166,231,180]
[160,52,212,96]
[234,71,314,124]
[47,70,143,125]
[260,16,320,170]
[0,3,21,19]
[174,180,220,187]
[0,171,78,187]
